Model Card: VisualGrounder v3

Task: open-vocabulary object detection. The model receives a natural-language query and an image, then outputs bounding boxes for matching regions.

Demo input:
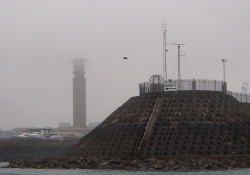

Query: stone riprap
[3,157,250,170]
[0,139,77,162]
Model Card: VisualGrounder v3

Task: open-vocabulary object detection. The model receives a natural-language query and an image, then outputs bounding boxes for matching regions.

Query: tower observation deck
[72,58,86,128]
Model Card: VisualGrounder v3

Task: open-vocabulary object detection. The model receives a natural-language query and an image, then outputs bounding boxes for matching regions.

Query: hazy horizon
[1,0,250,130]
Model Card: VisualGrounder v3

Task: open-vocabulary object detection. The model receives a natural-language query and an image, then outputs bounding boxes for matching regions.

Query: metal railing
[227,91,250,103]
[139,79,227,95]
[139,78,250,103]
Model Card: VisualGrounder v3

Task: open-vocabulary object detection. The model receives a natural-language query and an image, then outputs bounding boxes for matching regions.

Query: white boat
[27,132,46,138]
[50,135,63,140]
[16,133,28,138]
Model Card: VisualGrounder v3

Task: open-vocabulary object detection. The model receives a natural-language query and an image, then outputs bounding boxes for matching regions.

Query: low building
[55,132,82,139]
[88,122,100,129]
[59,123,71,128]
[53,127,91,135]
[12,127,28,136]
[0,130,13,139]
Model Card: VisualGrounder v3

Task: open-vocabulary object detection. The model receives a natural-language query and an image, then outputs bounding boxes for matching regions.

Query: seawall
[0,138,77,162]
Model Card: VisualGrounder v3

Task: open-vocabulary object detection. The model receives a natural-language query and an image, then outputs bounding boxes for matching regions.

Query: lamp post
[222,59,227,83]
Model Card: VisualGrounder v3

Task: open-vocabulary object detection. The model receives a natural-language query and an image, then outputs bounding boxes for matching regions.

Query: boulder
[131,159,139,165]
[100,162,109,166]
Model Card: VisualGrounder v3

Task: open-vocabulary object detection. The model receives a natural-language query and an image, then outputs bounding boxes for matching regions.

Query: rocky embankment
[0,139,77,162]
[3,157,250,170]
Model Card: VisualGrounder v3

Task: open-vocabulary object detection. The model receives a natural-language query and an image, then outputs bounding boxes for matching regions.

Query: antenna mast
[162,21,167,80]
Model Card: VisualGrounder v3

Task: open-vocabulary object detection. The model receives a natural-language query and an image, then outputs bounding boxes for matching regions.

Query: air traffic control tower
[72,58,86,128]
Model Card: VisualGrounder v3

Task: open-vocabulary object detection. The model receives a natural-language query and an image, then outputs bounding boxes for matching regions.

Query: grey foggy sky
[1,0,250,129]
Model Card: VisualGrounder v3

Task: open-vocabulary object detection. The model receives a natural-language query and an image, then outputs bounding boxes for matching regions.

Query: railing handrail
[139,78,250,103]
[227,91,250,103]
[139,79,227,95]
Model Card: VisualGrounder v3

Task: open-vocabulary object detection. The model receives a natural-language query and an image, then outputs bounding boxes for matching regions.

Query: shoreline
[2,157,250,170]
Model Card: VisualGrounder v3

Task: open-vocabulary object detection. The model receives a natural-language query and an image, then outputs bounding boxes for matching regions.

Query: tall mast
[178,45,180,82]
[162,21,167,80]
[173,44,185,89]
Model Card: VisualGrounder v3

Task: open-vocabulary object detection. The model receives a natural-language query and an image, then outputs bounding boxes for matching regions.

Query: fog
[1,0,250,129]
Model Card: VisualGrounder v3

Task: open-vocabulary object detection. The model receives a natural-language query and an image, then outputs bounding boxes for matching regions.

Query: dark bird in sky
[123,57,128,59]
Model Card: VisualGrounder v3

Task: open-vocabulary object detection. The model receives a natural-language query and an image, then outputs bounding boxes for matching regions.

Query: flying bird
[123,57,128,59]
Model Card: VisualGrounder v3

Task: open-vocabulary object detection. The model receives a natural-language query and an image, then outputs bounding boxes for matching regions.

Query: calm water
[1,163,250,175]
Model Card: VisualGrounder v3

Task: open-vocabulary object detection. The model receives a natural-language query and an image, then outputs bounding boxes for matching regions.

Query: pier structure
[64,75,250,158]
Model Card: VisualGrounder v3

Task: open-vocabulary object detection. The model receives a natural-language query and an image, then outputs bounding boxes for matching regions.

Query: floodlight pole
[173,44,185,90]
[222,59,227,83]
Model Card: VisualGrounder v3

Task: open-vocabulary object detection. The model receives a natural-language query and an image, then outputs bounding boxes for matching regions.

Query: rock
[122,160,131,166]
[163,166,169,170]
[61,163,69,169]
[181,165,190,170]
[153,164,163,169]
[197,160,203,166]
[211,164,218,169]
[78,163,86,169]
[20,165,26,169]
[156,159,164,165]
[203,164,210,169]
[42,160,49,164]
[191,159,197,162]
[131,159,138,165]
[147,157,157,164]
[173,165,179,170]
[51,160,59,167]
[113,159,122,165]
[67,159,77,165]
[229,161,235,166]
[191,163,197,167]
[168,160,176,166]
[177,161,184,166]
[109,158,122,165]
[36,165,43,169]
[70,164,76,168]
[100,162,109,166]
[239,162,247,168]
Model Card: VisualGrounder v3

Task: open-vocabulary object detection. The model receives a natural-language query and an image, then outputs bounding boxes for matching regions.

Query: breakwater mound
[3,157,250,170]
[0,139,77,162]
[64,92,250,158]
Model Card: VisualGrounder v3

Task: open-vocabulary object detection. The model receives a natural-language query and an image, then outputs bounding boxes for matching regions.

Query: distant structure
[58,123,70,128]
[72,58,87,128]
[88,122,101,129]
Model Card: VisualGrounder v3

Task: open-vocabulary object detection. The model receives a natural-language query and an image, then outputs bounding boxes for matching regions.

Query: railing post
[215,80,216,91]
[203,79,205,90]
[144,82,145,93]
[192,79,196,91]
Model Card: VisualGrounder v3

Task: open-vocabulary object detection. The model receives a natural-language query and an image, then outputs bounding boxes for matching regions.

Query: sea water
[1,163,250,175]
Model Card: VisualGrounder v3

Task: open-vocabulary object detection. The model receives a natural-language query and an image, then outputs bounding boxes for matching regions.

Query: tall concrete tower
[72,58,86,128]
